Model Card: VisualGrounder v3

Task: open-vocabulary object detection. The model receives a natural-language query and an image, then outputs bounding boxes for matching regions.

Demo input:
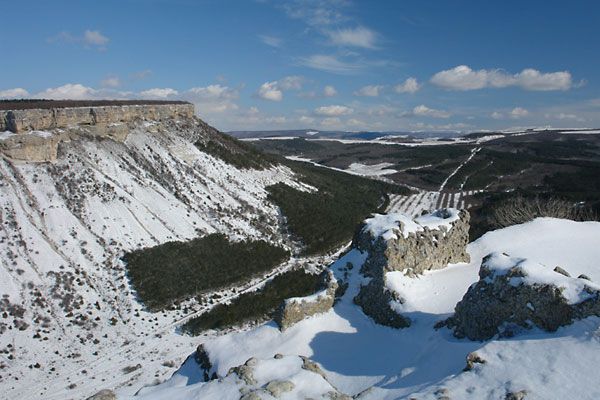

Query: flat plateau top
[0,99,191,111]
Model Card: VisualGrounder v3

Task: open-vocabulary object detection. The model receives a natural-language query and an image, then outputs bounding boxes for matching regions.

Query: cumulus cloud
[258,34,283,48]
[431,65,574,91]
[257,81,283,101]
[35,83,98,100]
[320,117,343,128]
[139,88,179,99]
[327,26,378,49]
[395,77,420,94]
[354,85,383,97]
[491,111,504,120]
[314,105,353,116]
[323,85,337,97]
[409,104,451,119]
[257,76,303,101]
[510,107,529,119]
[101,76,120,88]
[299,115,315,125]
[187,84,238,100]
[0,88,30,99]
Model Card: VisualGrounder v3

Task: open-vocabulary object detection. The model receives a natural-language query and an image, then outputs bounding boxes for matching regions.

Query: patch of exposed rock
[353,209,470,328]
[274,270,338,330]
[194,354,350,399]
[446,252,600,341]
[86,389,116,400]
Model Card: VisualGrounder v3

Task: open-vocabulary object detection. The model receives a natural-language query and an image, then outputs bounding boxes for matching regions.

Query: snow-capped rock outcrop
[274,270,338,330]
[446,252,600,340]
[353,209,470,328]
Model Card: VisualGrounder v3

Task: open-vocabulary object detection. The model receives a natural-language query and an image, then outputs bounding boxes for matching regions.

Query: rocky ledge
[445,252,600,341]
[274,270,338,331]
[353,209,470,328]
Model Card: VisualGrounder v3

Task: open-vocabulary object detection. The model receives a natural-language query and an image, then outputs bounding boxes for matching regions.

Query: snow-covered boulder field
[134,217,600,400]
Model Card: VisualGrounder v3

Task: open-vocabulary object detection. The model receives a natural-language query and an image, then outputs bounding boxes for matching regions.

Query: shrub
[124,233,289,311]
[491,195,597,228]
[196,130,275,170]
[181,269,323,334]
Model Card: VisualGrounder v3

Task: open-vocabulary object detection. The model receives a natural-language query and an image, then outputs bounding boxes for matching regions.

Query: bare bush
[491,195,597,228]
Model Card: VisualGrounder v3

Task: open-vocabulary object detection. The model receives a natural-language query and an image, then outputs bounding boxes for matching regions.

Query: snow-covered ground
[0,120,335,400]
[135,218,600,399]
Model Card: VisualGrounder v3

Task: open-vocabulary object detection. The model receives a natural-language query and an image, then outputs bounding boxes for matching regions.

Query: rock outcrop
[446,252,600,341]
[86,389,117,400]
[353,209,470,328]
[0,102,194,162]
[274,270,338,330]
[1,103,194,133]
[193,354,351,400]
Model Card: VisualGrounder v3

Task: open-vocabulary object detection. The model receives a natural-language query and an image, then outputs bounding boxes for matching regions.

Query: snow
[0,129,53,140]
[147,218,600,400]
[561,129,600,134]
[346,162,397,176]
[482,251,600,304]
[363,208,460,241]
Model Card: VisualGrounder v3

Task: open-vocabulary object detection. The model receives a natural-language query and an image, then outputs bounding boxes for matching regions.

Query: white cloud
[411,104,451,119]
[258,34,283,48]
[278,76,303,90]
[431,65,574,91]
[299,54,361,74]
[354,85,383,97]
[0,88,29,99]
[257,77,302,101]
[265,116,287,124]
[48,29,109,50]
[314,105,353,116]
[101,76,120,88]
[320,117,343,128]
[84,30,109,47]
[35,83,98,100]
[257,81,283,101]
[510,107,529,119]
[491,111,504,120]
[327,26,378,49]
[139,88,179,99]
[187,84,238,100]
[323,85,337,97]
[299,115,315,125]
[395,77,420,94]
[282,0,348,27]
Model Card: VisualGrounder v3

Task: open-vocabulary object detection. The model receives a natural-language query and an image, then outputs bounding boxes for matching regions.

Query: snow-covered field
[136,218,600,399]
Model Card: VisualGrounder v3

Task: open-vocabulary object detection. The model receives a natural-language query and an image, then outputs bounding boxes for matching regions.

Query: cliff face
[0,103,194,133]
[0,103,195,162]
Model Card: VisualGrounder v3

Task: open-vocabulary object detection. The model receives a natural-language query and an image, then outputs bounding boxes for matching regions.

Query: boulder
[447,252,600,341]
[274,270,338,330]
[86,389,116,400]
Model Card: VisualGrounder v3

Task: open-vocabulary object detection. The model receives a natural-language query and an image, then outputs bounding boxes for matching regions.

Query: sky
[1,0,599,132]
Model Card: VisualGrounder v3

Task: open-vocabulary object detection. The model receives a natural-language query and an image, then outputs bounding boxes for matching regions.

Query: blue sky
[1,0,599,131]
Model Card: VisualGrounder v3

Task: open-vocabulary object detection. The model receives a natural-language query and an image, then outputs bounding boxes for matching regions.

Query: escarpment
[353,209,471,328]
[0,101,194,161]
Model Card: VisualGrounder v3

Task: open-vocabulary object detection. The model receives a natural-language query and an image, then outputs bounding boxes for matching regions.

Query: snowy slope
[139,218,600,400]
[0,118,316,400]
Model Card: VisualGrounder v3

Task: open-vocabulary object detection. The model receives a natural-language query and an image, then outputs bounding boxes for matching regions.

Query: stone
[553,266,570,277]
[86,389,116,400]
[265,380,295,397]
[463,352,486,371]
[506,390,528,400]
[274,270,338,330]
[447,252,600,341]
[578,274,591,281]
[353,209,470,328]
